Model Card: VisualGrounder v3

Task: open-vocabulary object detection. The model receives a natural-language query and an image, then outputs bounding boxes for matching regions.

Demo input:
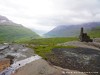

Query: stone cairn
[79,27,93,42]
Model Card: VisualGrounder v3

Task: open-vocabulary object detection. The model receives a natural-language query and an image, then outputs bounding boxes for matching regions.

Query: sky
[0,0,100,34]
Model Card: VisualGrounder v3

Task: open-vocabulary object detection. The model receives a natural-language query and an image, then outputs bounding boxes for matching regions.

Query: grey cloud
[32,0,100,26]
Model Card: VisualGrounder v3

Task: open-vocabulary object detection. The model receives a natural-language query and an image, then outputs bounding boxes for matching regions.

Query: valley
[0,15,100,75]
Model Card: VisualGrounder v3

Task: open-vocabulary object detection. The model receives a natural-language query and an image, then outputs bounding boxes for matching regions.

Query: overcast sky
[0,0,100,34]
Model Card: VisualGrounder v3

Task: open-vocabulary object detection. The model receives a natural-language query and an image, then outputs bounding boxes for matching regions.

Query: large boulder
[47,47,100,75]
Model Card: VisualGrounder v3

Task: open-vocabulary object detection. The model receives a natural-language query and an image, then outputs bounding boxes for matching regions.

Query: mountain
[0,15,40,42]
[44,22,100,38]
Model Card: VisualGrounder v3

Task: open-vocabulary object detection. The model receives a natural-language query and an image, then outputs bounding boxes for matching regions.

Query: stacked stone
[79,27,93,42]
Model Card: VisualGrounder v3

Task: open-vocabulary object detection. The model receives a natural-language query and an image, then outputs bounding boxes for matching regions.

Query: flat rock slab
[13,59,62,75]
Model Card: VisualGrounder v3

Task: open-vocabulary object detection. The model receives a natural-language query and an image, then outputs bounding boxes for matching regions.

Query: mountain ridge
[44,22,100,37]
[0,15,40,42]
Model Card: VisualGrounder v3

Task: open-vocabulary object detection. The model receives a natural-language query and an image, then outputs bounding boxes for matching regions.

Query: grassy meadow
[26,37,78,59]
[89,26,100,38]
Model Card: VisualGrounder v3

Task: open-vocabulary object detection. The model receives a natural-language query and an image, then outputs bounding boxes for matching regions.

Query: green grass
[29,45,77,60]
[27,37,78,59]
[25,37,78,45]
[88,26,100,38]
[31,46,53,59]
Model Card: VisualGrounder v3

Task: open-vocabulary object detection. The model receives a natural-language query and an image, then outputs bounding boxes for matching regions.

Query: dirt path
[58,41,100,50]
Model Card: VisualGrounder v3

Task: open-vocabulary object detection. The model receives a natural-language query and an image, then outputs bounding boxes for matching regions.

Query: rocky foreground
[0,43,87,75]
[1,39,100,75]
[47,39,100,75]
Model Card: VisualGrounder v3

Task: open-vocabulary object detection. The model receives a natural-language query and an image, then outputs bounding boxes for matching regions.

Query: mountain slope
[44,22,100,38]
[89,26,100,38]
[0,15,40,42]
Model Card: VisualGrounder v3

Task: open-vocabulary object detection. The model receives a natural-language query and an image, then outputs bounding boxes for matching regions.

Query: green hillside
[0,25,40,42]
[89,26,100,38]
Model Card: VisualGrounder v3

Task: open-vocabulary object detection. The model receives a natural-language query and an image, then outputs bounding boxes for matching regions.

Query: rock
[79,27,93,42]
[47,47,100,75]
[13,59,62,75]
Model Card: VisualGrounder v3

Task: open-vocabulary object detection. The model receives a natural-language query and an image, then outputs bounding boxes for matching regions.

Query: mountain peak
[0,15,11,23]
[0,15,22,26]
